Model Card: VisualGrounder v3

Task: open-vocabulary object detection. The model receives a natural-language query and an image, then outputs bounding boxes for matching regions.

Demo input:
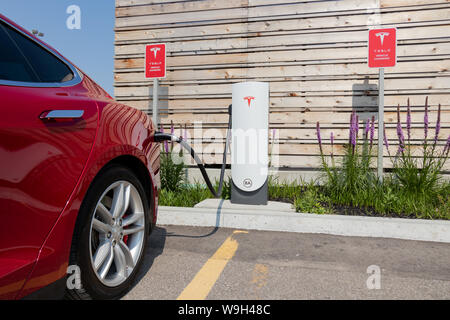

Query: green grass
[159,184,211,207]
[293,187,333,215]
[158,176,449,220]
[159,178,231,207]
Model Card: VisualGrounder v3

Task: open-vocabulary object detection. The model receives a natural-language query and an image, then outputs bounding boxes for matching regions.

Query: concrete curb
[157,199,450,243]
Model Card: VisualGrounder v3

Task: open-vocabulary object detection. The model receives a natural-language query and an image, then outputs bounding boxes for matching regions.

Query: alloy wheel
[88,181,146,287]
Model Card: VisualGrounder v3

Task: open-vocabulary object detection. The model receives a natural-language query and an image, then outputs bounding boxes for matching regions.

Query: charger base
[231,178,268,205]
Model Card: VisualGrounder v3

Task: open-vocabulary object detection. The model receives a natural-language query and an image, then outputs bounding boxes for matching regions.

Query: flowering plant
[386,97,450,195]
[316,111,376,205]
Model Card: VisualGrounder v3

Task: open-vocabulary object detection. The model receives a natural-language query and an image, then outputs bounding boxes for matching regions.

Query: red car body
[0,15,160,299]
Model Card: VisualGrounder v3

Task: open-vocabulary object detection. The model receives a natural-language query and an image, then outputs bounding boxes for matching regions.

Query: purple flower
[364,118,370,136]
[370,116,375,146]
[434,104,441,144]
[316,122,323,153]
[397,121,405,149]
[349,112,355,145]
[397,127,405,155]
[351,127,357,147]
[316,122,322,144]
[160,126,169,153]
[350,112,358,147]
[424,97,429,140]
[396,104,405,149]
[170,121,175,151]
[444,135,450,154]
[406,99,411,142]
[164,142,169,154]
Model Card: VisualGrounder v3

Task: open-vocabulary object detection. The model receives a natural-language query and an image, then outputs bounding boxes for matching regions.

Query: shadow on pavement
[128,199,225,293]
[129,226,167,291]
[165,198,224,238]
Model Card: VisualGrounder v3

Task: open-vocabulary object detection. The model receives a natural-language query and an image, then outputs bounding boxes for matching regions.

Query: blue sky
[1,1,115,96]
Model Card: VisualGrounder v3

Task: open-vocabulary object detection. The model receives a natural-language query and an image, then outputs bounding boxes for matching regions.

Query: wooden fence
[114,0,450,171]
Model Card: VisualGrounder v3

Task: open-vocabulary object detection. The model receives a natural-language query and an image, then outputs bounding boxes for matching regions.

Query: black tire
[65,165,150,300]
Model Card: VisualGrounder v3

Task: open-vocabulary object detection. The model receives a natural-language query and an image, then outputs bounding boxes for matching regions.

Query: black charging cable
[153,105,232,198]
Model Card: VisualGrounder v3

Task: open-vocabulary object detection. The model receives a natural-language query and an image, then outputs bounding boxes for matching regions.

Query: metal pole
[152,78,159,127]
[377,67,384,183]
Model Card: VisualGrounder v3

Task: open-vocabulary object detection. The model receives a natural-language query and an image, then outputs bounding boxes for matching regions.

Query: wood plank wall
[114,0,450,170]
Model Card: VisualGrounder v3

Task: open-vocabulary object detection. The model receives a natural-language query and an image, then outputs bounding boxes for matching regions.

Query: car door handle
[39,110,84,120]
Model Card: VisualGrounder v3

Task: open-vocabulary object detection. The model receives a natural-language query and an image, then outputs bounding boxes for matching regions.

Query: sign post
[377,67,384,182]
[368,28,397,182]
[145,43,166,127]
[152,79,159,127]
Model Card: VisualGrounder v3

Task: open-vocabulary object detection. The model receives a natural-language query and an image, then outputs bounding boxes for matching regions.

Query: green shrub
[160,152,185,192]
[315,98,450,220]
[316,112,377,207]
[159,184,211,207]
[387,99,449,202]
[268,176,303,201]
[294,186,331,215]
[219,177,232,200]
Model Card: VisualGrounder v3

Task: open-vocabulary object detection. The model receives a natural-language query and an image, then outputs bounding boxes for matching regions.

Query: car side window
[0,22,39,82]
[0,21,74,83]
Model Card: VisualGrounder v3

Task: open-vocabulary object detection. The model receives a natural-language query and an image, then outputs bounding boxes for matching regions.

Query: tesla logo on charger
[243,96,255,107]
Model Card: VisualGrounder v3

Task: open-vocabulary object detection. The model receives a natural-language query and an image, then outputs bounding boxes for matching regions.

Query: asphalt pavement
[124,225,450,300]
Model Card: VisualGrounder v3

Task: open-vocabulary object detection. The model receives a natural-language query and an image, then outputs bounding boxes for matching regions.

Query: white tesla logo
[150,47,160,58]
[375,32,390,46]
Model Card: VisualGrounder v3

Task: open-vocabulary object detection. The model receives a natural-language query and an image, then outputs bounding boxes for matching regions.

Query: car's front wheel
[66,165,150,300]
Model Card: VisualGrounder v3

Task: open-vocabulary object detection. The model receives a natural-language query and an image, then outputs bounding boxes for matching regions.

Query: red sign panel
[368,28,397,68]
[145,43,166,78]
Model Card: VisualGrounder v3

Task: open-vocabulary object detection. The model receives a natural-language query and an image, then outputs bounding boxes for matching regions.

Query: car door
[0,18,98,299]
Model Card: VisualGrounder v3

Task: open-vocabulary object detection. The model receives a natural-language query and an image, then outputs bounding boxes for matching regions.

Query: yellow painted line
[251,263,269,299]
[252,263,268,289]
[177,230,248,300]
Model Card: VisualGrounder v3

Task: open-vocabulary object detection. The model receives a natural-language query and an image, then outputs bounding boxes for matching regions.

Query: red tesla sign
[368,28,397,68]
[145,43,166,78]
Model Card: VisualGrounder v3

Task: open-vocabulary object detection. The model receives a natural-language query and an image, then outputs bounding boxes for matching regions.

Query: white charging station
[231,82,269,205]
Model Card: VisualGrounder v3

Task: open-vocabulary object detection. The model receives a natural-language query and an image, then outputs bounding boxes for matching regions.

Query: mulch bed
[270,197,418,219]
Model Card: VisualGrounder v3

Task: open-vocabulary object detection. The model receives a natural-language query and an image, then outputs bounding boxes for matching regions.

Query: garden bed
[159,177,449,220]
[159,97,450,221]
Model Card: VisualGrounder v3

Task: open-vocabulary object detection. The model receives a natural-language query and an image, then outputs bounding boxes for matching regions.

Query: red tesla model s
[0,15,160,299]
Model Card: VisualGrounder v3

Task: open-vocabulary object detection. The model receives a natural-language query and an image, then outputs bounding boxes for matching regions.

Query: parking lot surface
[124,225,450,300]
